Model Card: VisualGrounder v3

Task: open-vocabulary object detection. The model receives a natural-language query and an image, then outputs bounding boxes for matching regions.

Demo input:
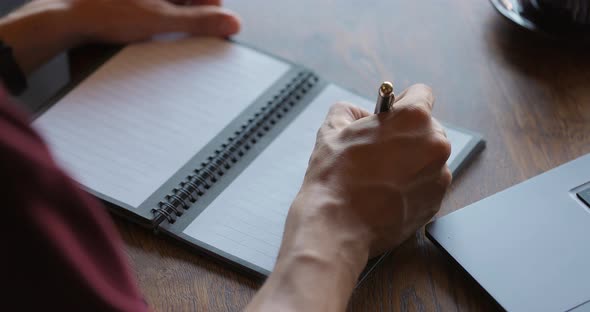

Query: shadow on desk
[486,16,590,88]
[482,16,590,172]
[348,230,503,312]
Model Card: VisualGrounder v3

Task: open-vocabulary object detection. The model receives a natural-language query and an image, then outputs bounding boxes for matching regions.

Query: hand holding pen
[291,82,452,260]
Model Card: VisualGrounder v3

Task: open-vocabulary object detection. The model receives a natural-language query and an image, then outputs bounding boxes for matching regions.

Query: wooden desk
[71,0,590,311]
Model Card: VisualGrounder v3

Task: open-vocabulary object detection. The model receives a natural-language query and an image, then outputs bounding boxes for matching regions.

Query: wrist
[248,183,371,311]
[279,181,372,281]
[247,182,373,311]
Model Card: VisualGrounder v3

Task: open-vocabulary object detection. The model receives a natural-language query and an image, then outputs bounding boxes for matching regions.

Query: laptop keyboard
[578,188,590,208]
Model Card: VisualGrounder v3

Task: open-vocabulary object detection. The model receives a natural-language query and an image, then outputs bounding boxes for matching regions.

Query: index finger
[391,83,435,114]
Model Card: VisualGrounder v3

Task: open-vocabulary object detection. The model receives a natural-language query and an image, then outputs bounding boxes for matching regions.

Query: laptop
[426,153,590,312]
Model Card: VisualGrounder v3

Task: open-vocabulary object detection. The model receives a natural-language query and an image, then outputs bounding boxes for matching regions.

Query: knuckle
[316,124,334,145]
[441,166,453,187]
[316,126,326,141]
[331,102,346,109]
[432,119,447,138]
[325,103,343,119]
[401,104,431,125]
[432,135,452,160]
[331,101,351,112]
[339,126,356,139]
[340,118,376,140]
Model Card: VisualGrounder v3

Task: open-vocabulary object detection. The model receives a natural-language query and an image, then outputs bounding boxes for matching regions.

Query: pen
[374,81,395,114]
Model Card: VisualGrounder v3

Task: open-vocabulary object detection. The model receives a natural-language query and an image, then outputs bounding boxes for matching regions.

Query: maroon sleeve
[0,88,148,311]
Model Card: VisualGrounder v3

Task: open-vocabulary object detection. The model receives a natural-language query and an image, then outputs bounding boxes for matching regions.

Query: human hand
[0,0,239,75]
[286,84,452,261]
[62,0,241,44]
[248,84,452,312]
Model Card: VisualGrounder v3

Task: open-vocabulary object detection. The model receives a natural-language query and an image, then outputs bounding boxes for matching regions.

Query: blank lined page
[183,84,477,272]
[33,38,289,208]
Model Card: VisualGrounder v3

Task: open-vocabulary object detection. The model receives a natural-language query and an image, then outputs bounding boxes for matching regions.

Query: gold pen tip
[379,81,394,96]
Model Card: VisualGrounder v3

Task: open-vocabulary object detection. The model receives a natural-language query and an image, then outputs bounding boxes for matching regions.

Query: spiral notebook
[32,37,484,277]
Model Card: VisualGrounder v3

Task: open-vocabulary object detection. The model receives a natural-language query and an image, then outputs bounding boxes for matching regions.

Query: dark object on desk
[0,40,27,95]
[0,0,70,111]
[427,154,590,311]
[490,0,590,40]
[536,0,590,25]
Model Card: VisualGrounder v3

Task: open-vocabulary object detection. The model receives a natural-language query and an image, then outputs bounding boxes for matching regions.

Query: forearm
[0,1,80,74]
[249,255,359,311]
[0,0,241,75]
[246,185,370,311]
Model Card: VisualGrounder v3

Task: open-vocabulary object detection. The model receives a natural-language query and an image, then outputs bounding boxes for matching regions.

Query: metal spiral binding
[152,71,319,227]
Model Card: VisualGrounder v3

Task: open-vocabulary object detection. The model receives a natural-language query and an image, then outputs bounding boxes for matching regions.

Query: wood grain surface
[71,0,590,311]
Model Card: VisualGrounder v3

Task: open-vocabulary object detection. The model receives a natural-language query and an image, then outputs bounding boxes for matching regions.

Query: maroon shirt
[1,88,147,311]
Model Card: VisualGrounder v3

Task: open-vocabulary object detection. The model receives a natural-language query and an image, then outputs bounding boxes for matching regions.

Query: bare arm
[0,0,240,74]
[0,1,77,74]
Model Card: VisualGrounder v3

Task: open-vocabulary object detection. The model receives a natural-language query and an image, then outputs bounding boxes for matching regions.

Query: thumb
[158,5,241,36]
[323,102,371,131]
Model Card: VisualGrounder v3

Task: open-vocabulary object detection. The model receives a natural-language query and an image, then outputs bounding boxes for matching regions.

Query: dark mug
[526,0,590,27]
